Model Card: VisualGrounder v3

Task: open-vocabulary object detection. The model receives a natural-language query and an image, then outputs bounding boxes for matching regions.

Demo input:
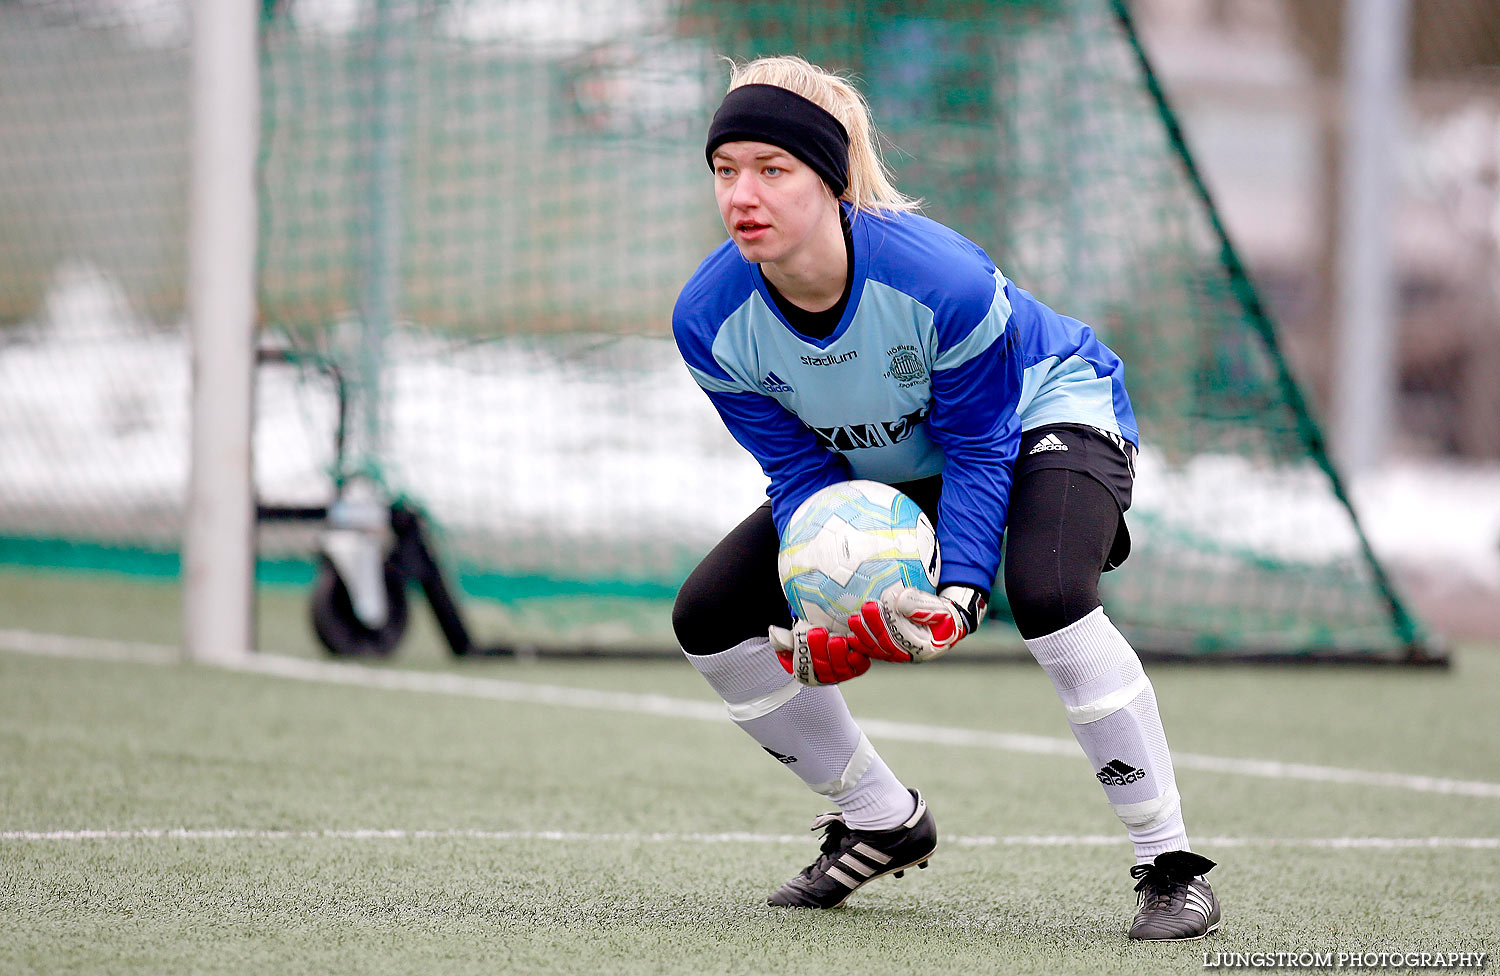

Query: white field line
[0,828,1496,850]
[0,628,179,665]
[5,628,1500,801]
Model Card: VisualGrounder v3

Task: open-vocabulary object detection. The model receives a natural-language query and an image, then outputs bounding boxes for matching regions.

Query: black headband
[705,84,850,197]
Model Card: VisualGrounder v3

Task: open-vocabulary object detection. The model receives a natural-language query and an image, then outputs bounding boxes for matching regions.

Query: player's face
[711,141,838,270]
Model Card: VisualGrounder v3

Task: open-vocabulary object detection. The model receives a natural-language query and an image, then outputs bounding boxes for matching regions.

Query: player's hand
[769,620,872,686]
[847,585,987,663]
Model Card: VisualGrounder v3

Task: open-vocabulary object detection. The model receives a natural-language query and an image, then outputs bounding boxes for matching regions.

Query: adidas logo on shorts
[1028,432,1069,455]
[1096,759,1145,786]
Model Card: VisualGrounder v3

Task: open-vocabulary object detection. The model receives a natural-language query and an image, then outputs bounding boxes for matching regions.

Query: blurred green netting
[0,0,1431,659]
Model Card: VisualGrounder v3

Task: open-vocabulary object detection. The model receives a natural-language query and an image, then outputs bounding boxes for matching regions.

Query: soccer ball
[777,480,940,633]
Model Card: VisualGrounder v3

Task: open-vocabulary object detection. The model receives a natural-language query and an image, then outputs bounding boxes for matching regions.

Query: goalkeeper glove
[847,585,988,663]
[768,620,872,686]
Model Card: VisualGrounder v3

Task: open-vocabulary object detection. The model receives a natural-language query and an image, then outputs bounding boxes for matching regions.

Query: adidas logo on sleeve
[1028,432,1068,455]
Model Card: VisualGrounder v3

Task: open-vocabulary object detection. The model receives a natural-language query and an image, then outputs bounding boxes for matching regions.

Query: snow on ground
[1352,461,1500,594]
[3,263,1498,636]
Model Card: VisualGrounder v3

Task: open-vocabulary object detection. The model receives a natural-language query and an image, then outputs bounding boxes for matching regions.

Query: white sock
[1026,607,1190,862]
[686,636,916,830]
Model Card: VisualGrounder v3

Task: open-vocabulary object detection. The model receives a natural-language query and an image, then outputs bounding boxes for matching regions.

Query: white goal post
[182,0,260,663]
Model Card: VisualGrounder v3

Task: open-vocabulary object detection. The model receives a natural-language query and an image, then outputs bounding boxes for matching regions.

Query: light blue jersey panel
[1009,285,1138,444]
[706,280,926,482]
[691,272,1015,486]
[1019,355,1124,435]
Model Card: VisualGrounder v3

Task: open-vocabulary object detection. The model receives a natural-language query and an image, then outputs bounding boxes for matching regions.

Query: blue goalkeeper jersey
[673,207,1136,592]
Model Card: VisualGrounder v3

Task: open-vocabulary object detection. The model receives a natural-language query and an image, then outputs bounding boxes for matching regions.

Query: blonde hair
[724,55,920,217]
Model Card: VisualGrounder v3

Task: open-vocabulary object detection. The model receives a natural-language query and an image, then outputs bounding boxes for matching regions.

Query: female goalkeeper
[671,55,1219,941]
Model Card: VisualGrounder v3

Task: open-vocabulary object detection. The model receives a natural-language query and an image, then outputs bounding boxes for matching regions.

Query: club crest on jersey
[885,345,927,388]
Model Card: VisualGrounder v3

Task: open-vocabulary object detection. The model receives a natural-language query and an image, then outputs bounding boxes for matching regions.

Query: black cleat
[767,789,936,909]
[1128,851,1221,941]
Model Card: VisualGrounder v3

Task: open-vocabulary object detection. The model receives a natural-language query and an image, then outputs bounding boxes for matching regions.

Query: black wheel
[310,556,409,657]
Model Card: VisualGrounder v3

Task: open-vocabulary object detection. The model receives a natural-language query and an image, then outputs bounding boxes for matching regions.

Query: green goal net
[0,0,1434,661]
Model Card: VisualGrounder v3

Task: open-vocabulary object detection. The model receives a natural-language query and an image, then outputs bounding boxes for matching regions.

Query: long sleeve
[925,279,1024,591]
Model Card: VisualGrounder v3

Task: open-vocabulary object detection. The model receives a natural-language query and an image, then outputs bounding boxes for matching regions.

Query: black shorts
[1016,423,1136,570]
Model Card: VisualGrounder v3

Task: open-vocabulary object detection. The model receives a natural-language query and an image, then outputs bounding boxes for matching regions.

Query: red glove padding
[846,585,984,664]
[768,620,872,686]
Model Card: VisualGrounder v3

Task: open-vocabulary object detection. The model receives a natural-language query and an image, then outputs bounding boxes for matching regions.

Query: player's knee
[672,581,716,654]
[672,574,762,655]
[1005,575,1101,641]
